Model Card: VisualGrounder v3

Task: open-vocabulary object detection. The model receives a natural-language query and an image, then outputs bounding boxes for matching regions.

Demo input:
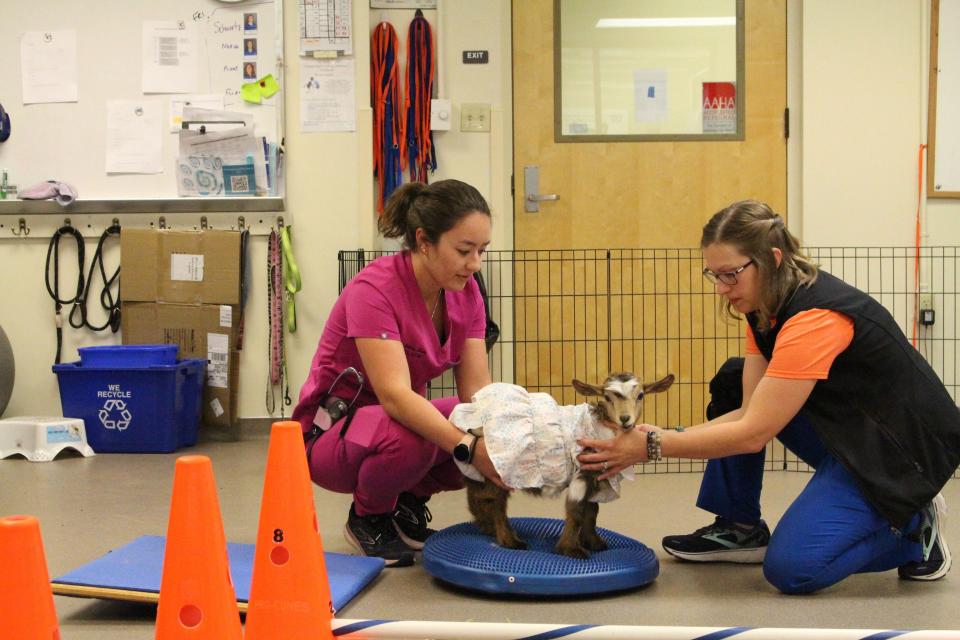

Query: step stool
[0,417,96,462]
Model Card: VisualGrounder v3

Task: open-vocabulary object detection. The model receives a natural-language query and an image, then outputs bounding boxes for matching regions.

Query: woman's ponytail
[378,182,428,243]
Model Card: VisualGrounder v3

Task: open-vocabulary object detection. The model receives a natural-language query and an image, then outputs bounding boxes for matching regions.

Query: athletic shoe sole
[663,545,767,564]
[393,520,427,550]
[907,493,952,581]
[343,523,415,567]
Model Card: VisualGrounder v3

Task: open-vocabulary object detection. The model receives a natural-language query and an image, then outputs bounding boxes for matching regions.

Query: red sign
[702,82,737,133]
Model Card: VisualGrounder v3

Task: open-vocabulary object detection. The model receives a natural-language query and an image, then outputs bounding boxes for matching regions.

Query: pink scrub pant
[303,396,465,516]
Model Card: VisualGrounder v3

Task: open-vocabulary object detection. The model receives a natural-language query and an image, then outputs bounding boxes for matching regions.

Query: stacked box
[120,229,242,427]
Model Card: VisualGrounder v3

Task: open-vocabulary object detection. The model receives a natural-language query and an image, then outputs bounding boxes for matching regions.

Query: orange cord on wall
[912,143,927,348]
[371,21,406,213]
[405,9,437,183]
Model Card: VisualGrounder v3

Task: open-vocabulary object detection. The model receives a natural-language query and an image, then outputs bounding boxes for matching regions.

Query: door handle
[523,165,560,212]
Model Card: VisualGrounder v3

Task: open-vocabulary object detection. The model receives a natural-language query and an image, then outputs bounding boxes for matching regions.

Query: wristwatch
[453,432,479,463]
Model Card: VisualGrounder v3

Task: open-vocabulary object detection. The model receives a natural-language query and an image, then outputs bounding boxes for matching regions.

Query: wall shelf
[0,197,284,215]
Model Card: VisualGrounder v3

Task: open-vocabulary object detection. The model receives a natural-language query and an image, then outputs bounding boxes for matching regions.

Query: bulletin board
[0,0,284,207]
[929,0,960,198]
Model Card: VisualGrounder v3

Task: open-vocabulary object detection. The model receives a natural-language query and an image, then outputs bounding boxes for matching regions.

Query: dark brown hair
[701,200,818,329]
[378,179,491,250]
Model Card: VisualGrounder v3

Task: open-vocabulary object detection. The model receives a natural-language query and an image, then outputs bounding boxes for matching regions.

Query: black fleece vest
[747,271,960,529]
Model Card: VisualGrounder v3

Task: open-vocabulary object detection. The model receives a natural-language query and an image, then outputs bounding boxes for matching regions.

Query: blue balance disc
[422,517,658,596]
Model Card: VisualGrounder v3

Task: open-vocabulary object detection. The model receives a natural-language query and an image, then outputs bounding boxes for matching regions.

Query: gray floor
[2,427,960,639]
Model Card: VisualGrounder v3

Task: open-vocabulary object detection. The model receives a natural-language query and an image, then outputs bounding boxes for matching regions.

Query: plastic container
[78,345,178,368]
[53,358,205,453]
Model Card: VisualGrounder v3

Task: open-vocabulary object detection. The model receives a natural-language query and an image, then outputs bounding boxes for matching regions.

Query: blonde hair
[701,200,818,330]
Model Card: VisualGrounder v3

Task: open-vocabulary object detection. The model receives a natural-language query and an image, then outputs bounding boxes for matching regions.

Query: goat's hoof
[556,545,589,559]
[498,537,527,550]
[582,537,608,552]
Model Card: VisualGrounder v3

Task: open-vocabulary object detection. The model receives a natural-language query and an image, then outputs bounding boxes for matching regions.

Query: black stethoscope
[323,366,365,425]
[305,367,365,463]
[303,367,365,442]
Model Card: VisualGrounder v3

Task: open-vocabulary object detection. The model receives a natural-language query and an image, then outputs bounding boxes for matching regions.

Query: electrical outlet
[920,292,934,311]
[460,103,491,132]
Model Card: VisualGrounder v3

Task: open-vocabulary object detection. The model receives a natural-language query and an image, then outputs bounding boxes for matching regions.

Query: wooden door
[513,0,786,249]
[509,0,786,422]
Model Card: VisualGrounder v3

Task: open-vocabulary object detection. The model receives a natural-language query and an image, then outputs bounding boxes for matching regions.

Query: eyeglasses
[703,260,754,285]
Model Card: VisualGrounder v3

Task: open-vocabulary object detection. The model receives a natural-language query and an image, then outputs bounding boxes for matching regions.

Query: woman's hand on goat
[472,438,512,490]
[578,428,648,480]
[636,423,663,433]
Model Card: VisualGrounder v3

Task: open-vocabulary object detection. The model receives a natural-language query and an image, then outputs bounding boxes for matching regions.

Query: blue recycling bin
[54,346,205,453]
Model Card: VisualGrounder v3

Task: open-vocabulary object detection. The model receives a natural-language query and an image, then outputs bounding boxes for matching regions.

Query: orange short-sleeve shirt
[745,309,854,380]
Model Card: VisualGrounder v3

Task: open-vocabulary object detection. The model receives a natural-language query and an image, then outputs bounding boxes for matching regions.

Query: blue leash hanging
[371,21,405,212]
[405,9,437,183]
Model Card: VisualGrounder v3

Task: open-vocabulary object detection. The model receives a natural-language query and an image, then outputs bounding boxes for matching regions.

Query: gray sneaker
[899,493,952,581]
[662,516,770,563]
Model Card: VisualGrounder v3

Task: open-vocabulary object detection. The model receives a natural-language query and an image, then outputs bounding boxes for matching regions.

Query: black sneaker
[899,493,951,581]
[393,492,436,550]
[344,503,415,567]
[662,516,770,563]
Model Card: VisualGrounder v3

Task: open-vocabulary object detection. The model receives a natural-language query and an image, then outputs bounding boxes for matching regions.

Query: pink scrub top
[293,251,487,433]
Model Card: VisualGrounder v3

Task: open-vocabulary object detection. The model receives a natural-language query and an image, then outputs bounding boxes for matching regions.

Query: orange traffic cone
[245,421,334,640]
[0,515,61,640]
[155,455,242,639]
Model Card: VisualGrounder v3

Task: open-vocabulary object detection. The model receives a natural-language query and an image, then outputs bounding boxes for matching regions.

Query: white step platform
[0,416,95,462]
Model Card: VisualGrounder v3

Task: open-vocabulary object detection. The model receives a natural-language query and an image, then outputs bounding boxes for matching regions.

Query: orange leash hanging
[405,9,437,183]
[371,21,405,212]
[912,143,927,348]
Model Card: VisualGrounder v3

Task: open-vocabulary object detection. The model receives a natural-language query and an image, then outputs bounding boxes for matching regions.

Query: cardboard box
[121,229,241,305]
[122,302,240,427]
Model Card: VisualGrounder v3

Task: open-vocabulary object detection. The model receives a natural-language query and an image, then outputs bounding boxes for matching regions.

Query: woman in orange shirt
[580,200,960,594]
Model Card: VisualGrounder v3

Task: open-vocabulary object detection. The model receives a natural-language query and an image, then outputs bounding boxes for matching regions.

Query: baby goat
[457,372,674,558]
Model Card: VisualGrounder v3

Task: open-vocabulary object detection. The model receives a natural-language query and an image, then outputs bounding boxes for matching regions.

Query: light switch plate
[460,103,491,132]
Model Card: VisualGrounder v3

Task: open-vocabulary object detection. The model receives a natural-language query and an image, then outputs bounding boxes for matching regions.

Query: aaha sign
[702,82,737,133]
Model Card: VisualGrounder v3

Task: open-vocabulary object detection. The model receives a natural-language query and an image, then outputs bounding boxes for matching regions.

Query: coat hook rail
[12,217,30,237]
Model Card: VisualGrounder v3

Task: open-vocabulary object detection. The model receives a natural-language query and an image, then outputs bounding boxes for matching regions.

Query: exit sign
[462,50,489,64]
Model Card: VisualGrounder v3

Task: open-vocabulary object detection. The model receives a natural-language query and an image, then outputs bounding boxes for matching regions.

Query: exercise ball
[0,325,14,417]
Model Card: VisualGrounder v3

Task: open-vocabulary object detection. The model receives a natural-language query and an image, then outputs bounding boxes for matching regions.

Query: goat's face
[572,372,675,432]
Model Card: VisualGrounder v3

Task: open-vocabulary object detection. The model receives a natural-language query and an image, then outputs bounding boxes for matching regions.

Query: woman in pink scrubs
[293,179,503,566]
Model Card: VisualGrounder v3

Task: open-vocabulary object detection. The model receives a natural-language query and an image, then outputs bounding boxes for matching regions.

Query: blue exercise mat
[51,535,383,613]
[422,517,658,596]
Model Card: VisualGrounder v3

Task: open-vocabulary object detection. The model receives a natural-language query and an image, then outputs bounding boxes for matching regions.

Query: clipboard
[180,119,247,135]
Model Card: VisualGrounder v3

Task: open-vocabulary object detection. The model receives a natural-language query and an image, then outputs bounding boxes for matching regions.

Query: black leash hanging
[45,222,86,364]
[236,227,251,350]
[473,271,500,352]
[79,222,122,333]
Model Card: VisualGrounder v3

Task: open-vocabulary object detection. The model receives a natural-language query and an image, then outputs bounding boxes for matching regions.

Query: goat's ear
[572,379,604,396]
[644,374,675,395]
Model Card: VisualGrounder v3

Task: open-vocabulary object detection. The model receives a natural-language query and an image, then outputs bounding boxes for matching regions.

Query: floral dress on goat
[449,383,630,501]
